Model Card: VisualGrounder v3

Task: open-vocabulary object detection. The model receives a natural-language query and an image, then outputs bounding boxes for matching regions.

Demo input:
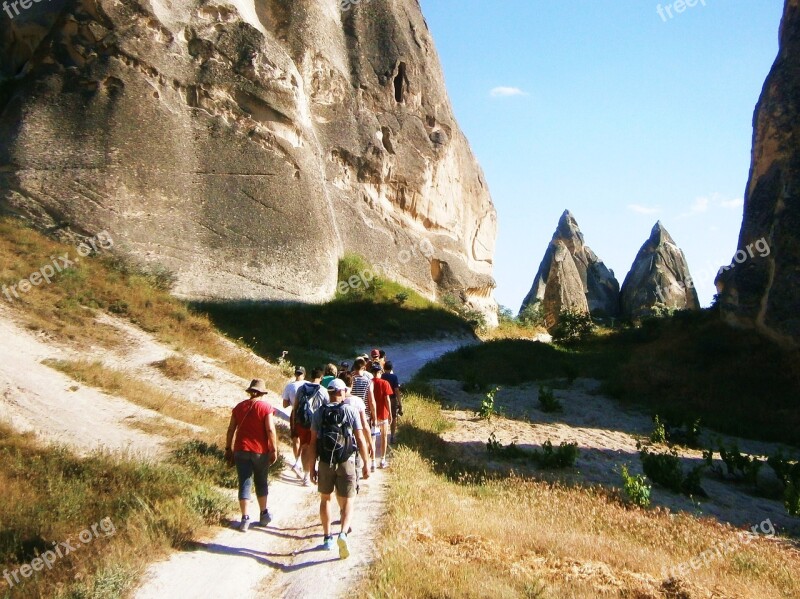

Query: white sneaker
[380,459,388,469]
[302,475,311,487]
[238,515,250,533]
[370,460,376,473]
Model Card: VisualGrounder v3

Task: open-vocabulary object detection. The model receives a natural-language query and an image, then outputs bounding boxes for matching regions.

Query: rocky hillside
[520,210,619,324]
[717,0,799,346]
[0,0,497,323]
[620,222,700,320]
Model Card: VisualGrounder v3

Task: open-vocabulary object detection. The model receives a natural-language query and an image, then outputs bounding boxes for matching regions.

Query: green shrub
[767,451,800,516]
[518,303,546,328]
[532,440,579,469]
[538,386,563,413]
[620,465,651,508]
[477,387,500,421]
[486,432,529,460]
[551,309,594,343]
[650,415,667,444]
[639,446,706,497]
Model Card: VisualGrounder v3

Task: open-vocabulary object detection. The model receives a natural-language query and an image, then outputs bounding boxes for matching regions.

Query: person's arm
[309,430,319,483]
[282,385,291,409]
[396,383,403,415]
[264,410,278,465]
[355,429,370,479]
[226,414,237,450]
[366,384,377,426]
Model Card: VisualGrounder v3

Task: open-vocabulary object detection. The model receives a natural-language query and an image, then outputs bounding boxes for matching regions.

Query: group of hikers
[224,348,402,560]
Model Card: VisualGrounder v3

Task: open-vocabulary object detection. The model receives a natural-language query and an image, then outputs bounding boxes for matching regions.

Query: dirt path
[376,336,476,383]
[135,415,390,599]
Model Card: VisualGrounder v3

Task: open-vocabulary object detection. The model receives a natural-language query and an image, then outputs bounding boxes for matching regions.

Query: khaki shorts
[318,459,357,498]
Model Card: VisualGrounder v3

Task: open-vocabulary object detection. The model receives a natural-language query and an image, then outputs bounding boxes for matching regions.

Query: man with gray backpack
[309,378,371,559]
[292,367,329,486]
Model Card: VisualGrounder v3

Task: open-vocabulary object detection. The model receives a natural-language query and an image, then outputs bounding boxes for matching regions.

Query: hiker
[292,367,330,486]
[309,378,371,559]
[320,363,338,390]
[225,379,278,532]
[340,372,371,443]
[370,348,383,368]
[350,357,377,470]
[382,361,403,443]
[282,366,306,473]
[370,361,393,468]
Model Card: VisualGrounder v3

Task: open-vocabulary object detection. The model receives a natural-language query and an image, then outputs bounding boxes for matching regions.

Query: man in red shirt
[370,362,393,468]
[225,379,278,532]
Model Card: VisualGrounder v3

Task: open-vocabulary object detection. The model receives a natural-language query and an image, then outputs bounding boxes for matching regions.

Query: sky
[418,0,785,312]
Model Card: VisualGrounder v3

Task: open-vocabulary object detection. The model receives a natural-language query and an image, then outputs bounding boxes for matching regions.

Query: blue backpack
[295,383,326,429]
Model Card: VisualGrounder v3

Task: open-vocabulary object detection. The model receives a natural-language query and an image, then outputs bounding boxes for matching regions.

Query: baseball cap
[295,366,306,375]
[327,378,347,392]
[370,348,380,359]
[370,361,382,372]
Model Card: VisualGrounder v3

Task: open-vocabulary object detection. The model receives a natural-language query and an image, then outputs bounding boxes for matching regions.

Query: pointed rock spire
[619,221,700,319]
[520,210,620,326]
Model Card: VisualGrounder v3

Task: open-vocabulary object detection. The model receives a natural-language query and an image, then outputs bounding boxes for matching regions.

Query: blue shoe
[238,515,250,533]
[259,509,273,527]
[323,535,335,551]
[338,532,350,559]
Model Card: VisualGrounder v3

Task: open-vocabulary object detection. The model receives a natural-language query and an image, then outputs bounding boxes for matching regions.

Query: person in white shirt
[282,366,306,472]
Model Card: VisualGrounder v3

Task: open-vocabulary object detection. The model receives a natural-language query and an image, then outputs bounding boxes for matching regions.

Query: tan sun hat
[246,379,268,395]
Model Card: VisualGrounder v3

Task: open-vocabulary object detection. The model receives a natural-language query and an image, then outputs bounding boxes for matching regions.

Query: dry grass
[0,217,281,385]
[149,355,197,380]
[363,394,800,599]
[43,359,228,443]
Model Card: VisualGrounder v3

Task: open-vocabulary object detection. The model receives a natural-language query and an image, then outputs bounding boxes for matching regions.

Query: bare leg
[300,443,313,474]
[257,496,267,512]
[379,421,389,460]
[320,494,333,537]
[292,436,301,462]
[238,499,248,517]
[336,495,354,535]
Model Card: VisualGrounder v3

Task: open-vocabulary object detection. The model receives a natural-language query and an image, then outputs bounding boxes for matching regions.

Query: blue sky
[418,0,785,311]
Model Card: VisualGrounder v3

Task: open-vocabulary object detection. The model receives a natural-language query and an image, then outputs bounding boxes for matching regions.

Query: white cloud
[720,197,744,209]
[627,204,660,215]
[490,86,528,98]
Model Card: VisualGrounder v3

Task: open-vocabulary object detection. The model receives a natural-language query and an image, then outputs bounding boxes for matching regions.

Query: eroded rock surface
[717,0,800,345]
[620,222,700,320]
[0,0,497,321]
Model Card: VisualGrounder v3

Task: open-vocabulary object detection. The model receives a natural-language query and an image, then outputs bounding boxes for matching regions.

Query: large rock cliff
[0,0,497,321]
[620,222,700,320]
[520,210,619,321]
[716,0,800,345]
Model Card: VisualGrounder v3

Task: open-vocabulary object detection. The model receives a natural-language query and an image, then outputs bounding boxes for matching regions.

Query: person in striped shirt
[350,357,377,471]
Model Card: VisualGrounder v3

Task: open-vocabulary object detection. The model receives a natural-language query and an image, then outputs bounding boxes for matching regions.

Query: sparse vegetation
[620,465,652,508]
[639,446,706,497]
[0,424,234,599]
[150,355,196,380]
[477,386,500,421]
[363,391,800,598]
[650,414,667,444]
[538,385,563,413]
[551,309,595,343]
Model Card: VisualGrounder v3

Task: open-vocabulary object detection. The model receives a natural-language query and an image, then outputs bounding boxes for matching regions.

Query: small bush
[518,302,546,328]
[620,465,651,508]
[150,355,195,380]
[532,440,579,469]
[538,386,562,413]
[477,387,500,421]
[650,415,667,444]
[639,446,706,497]
[767,451,800,516]
[551,309,594,343]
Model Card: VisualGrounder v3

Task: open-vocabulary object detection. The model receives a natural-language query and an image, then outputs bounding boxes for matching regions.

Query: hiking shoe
[238,515,250,532]
[323,535,335,551]
[338,532,350,559]
[380,459,388,469]
[259,509,272,527]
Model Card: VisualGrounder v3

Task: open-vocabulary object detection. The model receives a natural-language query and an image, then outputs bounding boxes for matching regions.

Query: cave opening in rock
[394,62,407,103]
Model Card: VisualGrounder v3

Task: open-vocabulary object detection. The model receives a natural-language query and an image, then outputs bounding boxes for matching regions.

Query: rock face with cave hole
[520,210,619,324]
[716,0,800,346]
[0,0,497,324]
[620,222,700,320]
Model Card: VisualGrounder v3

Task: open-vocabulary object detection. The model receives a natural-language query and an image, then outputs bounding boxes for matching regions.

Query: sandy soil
[135,417,390,599]
[431,378,800,535]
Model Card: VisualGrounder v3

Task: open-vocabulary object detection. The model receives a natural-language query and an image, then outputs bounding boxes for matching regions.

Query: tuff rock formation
[0,0,498,323]
[541,240,590,329]
[620,222,700,320]
[520,210,619,322]
[716,0,800,345]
